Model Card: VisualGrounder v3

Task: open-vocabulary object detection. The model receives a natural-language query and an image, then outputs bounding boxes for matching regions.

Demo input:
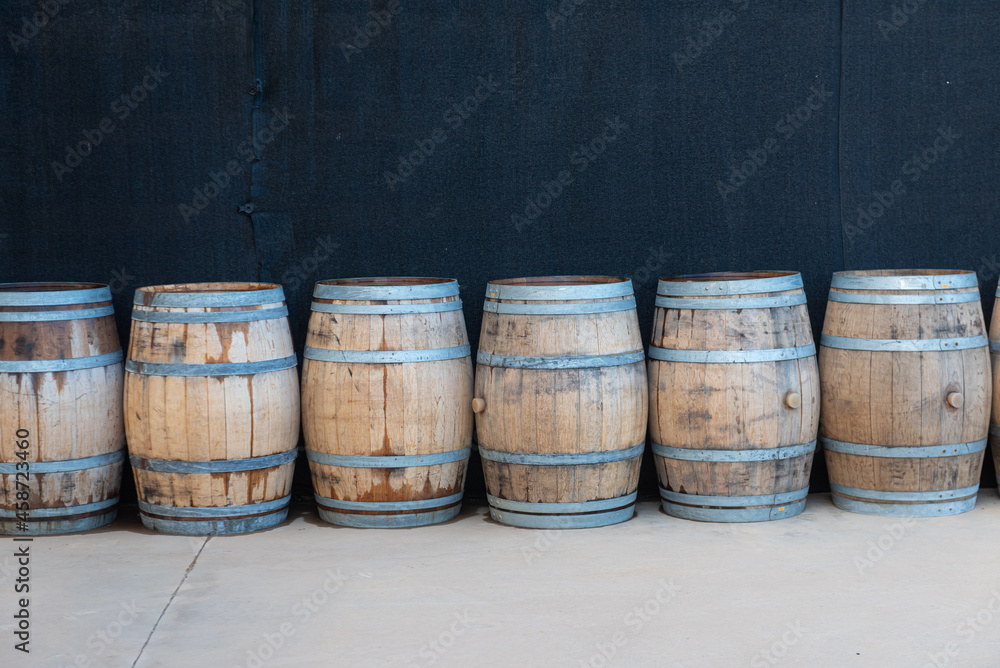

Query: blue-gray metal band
[483,297,636,315]
[485,279,633,301]
[821,437,987,458]
[830,272,978,291]
[489,505,635,529]
[660,487,808,507]
[647,343,815,364]
[0,510,118,535]
[314,280,459,301]
[476,350,645,369]
[654,293,806,310]
[134,286,285,308]
[125,354,297,377]
[317,505,462,528]
[138,495,291,519]
[488,492,638,515]
[0,449,125,474]
[659,487,808,522]
[990,341,1000,354]
[830,483,979,503]
[828,291,980,305]
[0,496,118,518]
[652,441,815,462]
[0,306,115,321]
[303,345,470,364]
[314,491,464,512]
[661,498,807,522]
[831,495,977,517]
[130,306,289,323]
[820,334,988,352]
[478,443,644,466]
[0,285,111,306]
[656,272,802,297]
[305,447,471,468]
[139,508,289,535]
[657,273,802,296]
[129,448,297,473]
[310,301,462,315]
[0,349,123,373]
[487,493,636,529]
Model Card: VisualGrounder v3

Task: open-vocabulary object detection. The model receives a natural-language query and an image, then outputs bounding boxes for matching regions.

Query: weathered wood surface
[475,276,647,528]
[0,283,124,534]
[648,272,819,521]
[301,278,473,527]
[125,282,299,534]
[820,270,991,516]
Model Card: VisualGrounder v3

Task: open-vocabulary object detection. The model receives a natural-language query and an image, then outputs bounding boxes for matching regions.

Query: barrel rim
[656,271,802,296]
[313,277,459,301]
[830,269,978,291]
[658,271,799,283]
[0,282,111,306]
[316,277,456,287]
[485,275,633,301]
[133,282,285,308]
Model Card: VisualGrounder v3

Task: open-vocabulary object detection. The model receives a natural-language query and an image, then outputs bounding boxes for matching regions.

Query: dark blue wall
[1,1,998,498]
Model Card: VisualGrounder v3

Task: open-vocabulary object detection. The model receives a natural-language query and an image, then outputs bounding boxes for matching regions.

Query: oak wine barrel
[301,278,474,528]
[124,283,299,534]
[986,278,1000,494]
[474,276,647,529]
[649,272,819,522]
[0,282,125,534]
[820,270,991,516]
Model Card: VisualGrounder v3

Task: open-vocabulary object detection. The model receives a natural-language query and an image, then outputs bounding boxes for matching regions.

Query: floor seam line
[130,536,211,668]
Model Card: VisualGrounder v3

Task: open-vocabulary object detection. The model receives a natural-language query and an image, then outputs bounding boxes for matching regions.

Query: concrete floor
[3,494,999,668]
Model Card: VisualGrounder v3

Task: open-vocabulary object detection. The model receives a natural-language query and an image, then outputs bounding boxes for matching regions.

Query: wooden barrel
[991,279,1000,492]
[649,272,819,522]
[474,276,647,529]
[820,270,991,516]
[124,283,300,534]
[301,278,474,527]
[0,283,125,534]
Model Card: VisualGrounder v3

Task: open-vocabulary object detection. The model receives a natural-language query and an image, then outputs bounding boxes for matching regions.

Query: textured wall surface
[1,1,998,499]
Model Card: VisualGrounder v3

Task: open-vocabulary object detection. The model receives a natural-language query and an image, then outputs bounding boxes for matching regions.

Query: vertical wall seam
[836,0,847,271]
[248,0,264,279]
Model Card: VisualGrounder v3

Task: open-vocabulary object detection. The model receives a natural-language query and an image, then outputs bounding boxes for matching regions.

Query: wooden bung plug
[472,397,486,413]
[946,392,964,408]
[784,392,801,409]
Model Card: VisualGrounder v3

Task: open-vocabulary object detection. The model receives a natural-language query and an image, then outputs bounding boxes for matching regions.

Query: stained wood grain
[301,278,474,527]
[820,270,991,514]
[124,283,299,532]
[0,283,124,534]
[648,272,819,520]
[475,276,647,526]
